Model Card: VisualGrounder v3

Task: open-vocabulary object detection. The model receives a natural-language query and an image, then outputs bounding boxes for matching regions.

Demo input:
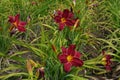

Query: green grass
[0,0,120,80]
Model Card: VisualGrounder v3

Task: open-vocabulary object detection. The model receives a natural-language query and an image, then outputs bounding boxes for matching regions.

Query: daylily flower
[54,9,78,31]
[8,14,26,32]
[36,67,45,79]
[58,44,83,72]
[102,51,112,71]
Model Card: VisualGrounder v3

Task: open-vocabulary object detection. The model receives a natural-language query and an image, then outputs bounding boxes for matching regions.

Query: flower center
[61,18,66,23]
[67,55,73,62]
[13,22,18,27]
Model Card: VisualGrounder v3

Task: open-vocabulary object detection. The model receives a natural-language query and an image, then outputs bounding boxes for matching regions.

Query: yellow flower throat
[67,55,73,62]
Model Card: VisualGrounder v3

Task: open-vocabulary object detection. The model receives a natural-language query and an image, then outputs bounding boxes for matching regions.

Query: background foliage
[0,0,120,80]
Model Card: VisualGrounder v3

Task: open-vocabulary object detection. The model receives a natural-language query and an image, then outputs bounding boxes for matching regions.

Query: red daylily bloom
[8,14,26,32]
[58,44,83,72]
[102,51,112,71]
[54,9,78,31]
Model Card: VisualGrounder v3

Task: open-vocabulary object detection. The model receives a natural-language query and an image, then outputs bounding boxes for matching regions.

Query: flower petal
[17,26,26,32]
[62,9,69,18]
[57,10,63,16]
[15,14,20,24]
[67,44,76,55]
[71,58,83,67]
[64,62,72,72]
[106,61,111,67]
[19,21,27,26]
[58,53,67,63]
[54,16,61,23]
[106,55,111,60]
[8,16,15,23]
[68,12,74,18]
[59,23,65,31]
[17,21,26,32]
[105,65,111,71]
[65,19,75,26]
[74,51,81,58]
[62,47,67,54]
